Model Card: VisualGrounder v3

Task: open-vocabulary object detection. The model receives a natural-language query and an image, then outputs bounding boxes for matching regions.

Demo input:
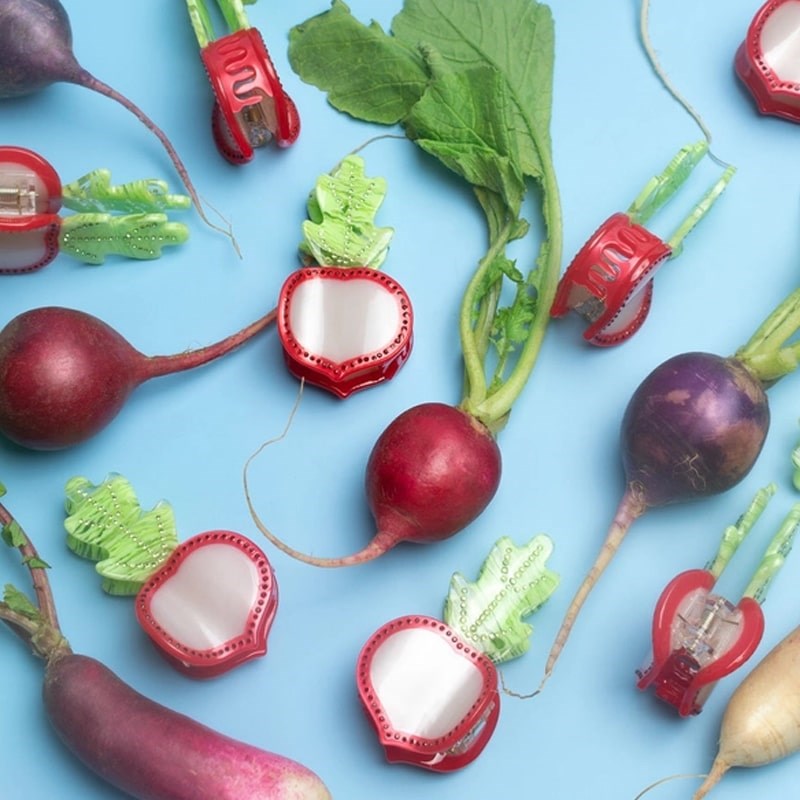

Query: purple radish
[247,402,502,567]
[0,490,332,800]
[0,305,276,450]
[540,288,800,690]
[0,0,228,238]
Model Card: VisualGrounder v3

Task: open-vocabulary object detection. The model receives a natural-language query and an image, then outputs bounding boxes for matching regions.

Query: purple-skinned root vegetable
[0,0,233,243]
[538,288,800,692]
[0,305,276,450]
[0,487,332,800]
[246,402,502,567]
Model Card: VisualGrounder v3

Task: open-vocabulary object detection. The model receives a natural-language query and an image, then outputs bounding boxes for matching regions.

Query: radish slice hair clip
[186,0,300,163]
[357,535,559,771]
[551,141,734,346]
[637,483,800,716]
[64,475,278,679]
[0,146,190,273]
[736,0,800,124]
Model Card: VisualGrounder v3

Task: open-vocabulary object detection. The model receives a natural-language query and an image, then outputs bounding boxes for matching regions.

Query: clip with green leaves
[637,483,800,716]
[551,141,735,346]
[186,0,300,163]
[0,146,189,273]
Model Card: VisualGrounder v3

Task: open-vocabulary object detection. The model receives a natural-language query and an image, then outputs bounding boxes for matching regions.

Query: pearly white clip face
[288,276,403,363]
[760,1,800,83]
[148,543,261,650]
[368,627,485,740]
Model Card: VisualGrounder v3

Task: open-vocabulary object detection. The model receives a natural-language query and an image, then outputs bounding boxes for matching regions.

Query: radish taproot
[540,288,800,690]
[246,0,562,566]
[0,484,331,800]
[0,305,276,450]
[692,623,800,798]
[0,0,228,239]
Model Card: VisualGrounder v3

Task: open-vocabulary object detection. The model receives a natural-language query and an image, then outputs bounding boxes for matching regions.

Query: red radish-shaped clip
[64,475,278,678]
[551,141,734,346]
[0,146,190,273]
[186,0,299,163]
[278,154,413,398]
[357,536,558,771]
[637,484,800,716]
[736,0,800,123]
[136,530,278,678]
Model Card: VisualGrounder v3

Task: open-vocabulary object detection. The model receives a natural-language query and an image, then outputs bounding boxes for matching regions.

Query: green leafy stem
[289,0,563,432]
[0,483,70,664]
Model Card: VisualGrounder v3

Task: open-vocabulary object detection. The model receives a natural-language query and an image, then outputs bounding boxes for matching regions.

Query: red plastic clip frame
[636,570,764,717]
[0,146,62,274]
[357,615,500,772]
[735,0,800,123]
[202,28,300,164]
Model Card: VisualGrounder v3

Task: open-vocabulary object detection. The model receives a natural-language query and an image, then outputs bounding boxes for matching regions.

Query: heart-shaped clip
[136,530,278,679]
[636,485,799,716]
[736,0,800,123]
[357,616,499,772]
[0,146,62,274]
[278,267,414,398]
[551,141,734,346]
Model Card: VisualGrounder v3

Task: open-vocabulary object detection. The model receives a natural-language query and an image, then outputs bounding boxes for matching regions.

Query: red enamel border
[356,615,499,772]
[135,530,278,679]
[0,145,62,213]
[735,0,800,123]
[278,267,414,399]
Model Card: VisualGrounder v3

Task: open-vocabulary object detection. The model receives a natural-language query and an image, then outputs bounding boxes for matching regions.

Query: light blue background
[2,1,799,798]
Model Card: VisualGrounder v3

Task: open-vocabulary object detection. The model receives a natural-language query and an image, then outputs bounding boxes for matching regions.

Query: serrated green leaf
[59,213,189,265]
[3,584,40,620]
[300,155,394,268]
[22,556,50,569]
[64,475,178,595]
[444,534,559,663]
[62,169,191,214]
[2,520,27,549]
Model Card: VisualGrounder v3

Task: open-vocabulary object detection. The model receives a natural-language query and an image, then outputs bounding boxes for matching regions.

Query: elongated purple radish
[247,402,502,567]
[540,350,771,690]
[0,305,276,450]
[0,0,231,240]
[0,491,332,800]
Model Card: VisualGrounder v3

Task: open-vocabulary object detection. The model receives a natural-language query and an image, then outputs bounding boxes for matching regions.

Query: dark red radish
[247,402,502,567]
[0,305,276,450]
[0,0,230,240]
[0,487,332,800]
[539,288,800,691]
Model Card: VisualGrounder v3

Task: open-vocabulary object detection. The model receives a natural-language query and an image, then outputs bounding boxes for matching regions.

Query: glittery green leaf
[64,475,178,596]
[62,169,191,214]
[444,534,559,664]
[300,154,394,269]
[59,212,189,265]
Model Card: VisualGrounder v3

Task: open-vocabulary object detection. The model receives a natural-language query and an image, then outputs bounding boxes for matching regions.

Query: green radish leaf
[59,213,189,265]
[22,556,50,570]
[3,584,40,620]
[62,169,191,214]
[1,520,27,549]
[289,0,430,124]
[300,154,395,268]
[444,534,559,663]
[64,475,179,596]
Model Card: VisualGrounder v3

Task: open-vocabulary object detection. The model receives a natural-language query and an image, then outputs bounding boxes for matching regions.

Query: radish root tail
[632,773,709,799]
[242,383,394,568]
[538,490,645,692]
[692,757,729,800]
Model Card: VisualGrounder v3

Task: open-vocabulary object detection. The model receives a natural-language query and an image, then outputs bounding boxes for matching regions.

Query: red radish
[0,305,276,450]
[248,402,502,567]
[540,288,800,690]
[0,0,229,239]
[0,486,331,800]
